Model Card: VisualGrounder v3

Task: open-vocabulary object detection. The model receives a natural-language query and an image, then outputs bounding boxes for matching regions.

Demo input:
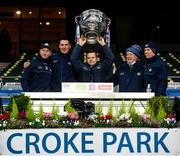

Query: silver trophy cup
[75,9,111,44]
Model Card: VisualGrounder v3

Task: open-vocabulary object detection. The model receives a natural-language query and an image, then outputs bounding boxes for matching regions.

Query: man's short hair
[59,37,71,43]
[86,51,98,56]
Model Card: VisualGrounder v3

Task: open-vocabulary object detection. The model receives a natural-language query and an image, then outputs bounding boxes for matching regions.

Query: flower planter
[0,128,180,156]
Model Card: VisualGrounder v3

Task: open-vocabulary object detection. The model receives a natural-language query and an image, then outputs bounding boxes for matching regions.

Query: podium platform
[24,92,155,114]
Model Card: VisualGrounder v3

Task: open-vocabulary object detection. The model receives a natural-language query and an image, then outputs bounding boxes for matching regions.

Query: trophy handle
[105,18,111,26]
[75,16,80,23]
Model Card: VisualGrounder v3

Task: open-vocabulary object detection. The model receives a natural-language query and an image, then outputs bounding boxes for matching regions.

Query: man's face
[59,40,71,54]
[86,52,98,66]
[39,48,52,59]
[126,51,138,65]
[144,47,155,59]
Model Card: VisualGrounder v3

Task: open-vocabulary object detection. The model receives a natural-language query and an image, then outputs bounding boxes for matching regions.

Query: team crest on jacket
[137,72,141,76]
[38,66,43,69]
[83,66,89,70]
[120,72,124,76]
[96,66,102,69]
[45,66,48,70]
[149,68,152,72]
[53,60,58,63]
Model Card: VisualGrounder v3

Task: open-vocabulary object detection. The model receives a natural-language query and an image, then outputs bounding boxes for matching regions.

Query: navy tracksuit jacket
[21,56,52,92]
[51,52,76,91]
[70,44,115,82]
[112,60,145,92]
[144,56,168,96]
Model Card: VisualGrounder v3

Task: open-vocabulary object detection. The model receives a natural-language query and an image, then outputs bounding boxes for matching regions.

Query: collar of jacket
[146,55,159,64]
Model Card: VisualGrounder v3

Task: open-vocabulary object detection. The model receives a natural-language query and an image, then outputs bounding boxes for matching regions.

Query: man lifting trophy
[71,10,114,83]
[75,9,111,46]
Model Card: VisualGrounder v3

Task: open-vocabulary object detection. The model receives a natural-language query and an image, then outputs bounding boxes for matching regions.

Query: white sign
[62,82,113,93]
[0,128,179,155]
